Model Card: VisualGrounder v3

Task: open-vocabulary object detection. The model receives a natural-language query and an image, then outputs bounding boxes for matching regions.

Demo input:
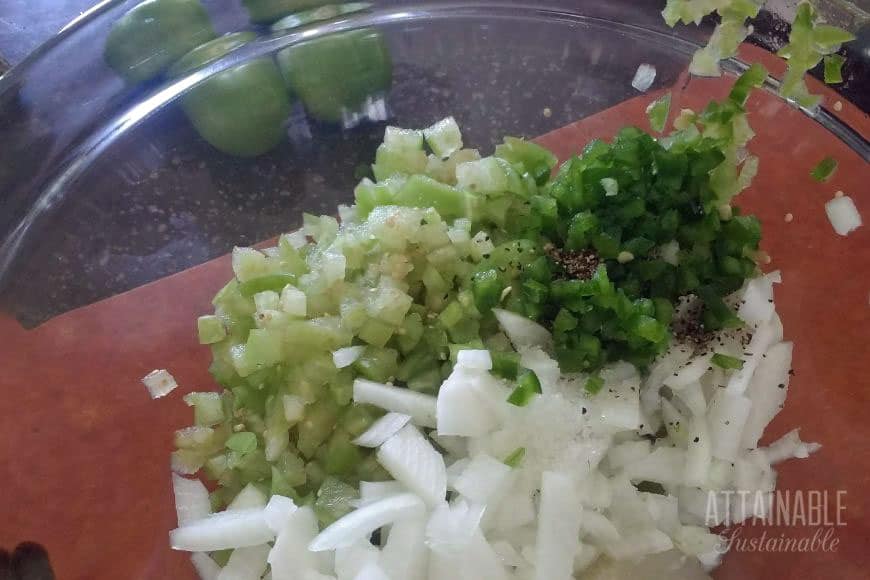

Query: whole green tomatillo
[104,0,216,83]
[169,32,294,157]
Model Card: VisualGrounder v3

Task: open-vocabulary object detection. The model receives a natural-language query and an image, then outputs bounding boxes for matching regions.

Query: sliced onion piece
[535,471,583,580]
[381,514,428,580]
[664,352,713,389]
[353,379,437,428]
[623,447,687,486]
[452,453,513,504]
[170,508,274,552]
[172,473,211,527]
[376,425,447,507]
[762,428,821,464]
[456,349,493,371]
[492,308,553,350]
[707,390,752,462]
[684,415,712,487]
[218,544,270,580]
[741,341,793,449]
[353,412,412,448]
[269,506,326,577]
[227,483,268,511]
[309,493,425,551]
[425,499,485,556]
[263,495,297,534]
[191,552,222,580]
[334,346,365,369]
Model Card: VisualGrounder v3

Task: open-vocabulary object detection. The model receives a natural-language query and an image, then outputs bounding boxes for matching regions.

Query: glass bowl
[0,1,867,578]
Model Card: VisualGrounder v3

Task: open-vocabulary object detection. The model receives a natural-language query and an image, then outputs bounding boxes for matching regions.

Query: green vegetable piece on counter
[169,32,293,157]
[274,26,392,123]
[104,0,216,83]
[507,369,542,407]
[810,156,838,182]
[503,447,526,468]
[711,352,744,370]
[823,54,845,84]
[645,93,671,133]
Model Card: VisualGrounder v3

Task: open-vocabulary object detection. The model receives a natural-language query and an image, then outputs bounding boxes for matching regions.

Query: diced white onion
[269,506,326,578]
[263,495,297,534]
[456,349,493,371]
[191,552,222,580]
[217,544,269,580]
[623,447,687,486]
[282,394,305,423]
[535,471,583,580]
[452,453,513,504]
[381,514,428,580]
[333,346,365,369]
[825,195,862,236]
[352,562,391,580]
[227,483,268,512]
[142,369,177,399]
[741,341,792,449]
[763,428,821,464]
[631,63,657,92]
[707,390,752,462]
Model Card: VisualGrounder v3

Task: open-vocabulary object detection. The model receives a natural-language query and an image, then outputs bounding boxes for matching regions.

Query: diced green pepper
[490,351,520,380]
[823,54,845,84]
[472,269,505,314]
[584,375,604,395]
[507,369,542,406]
[711,352,744,370]
[226,432,258,454]
[239,274,296,297]
[810,156,838,182]
[503,447,526,468]
[395,175,474,220]
[197,315,227,344]
[645,93,671,133]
